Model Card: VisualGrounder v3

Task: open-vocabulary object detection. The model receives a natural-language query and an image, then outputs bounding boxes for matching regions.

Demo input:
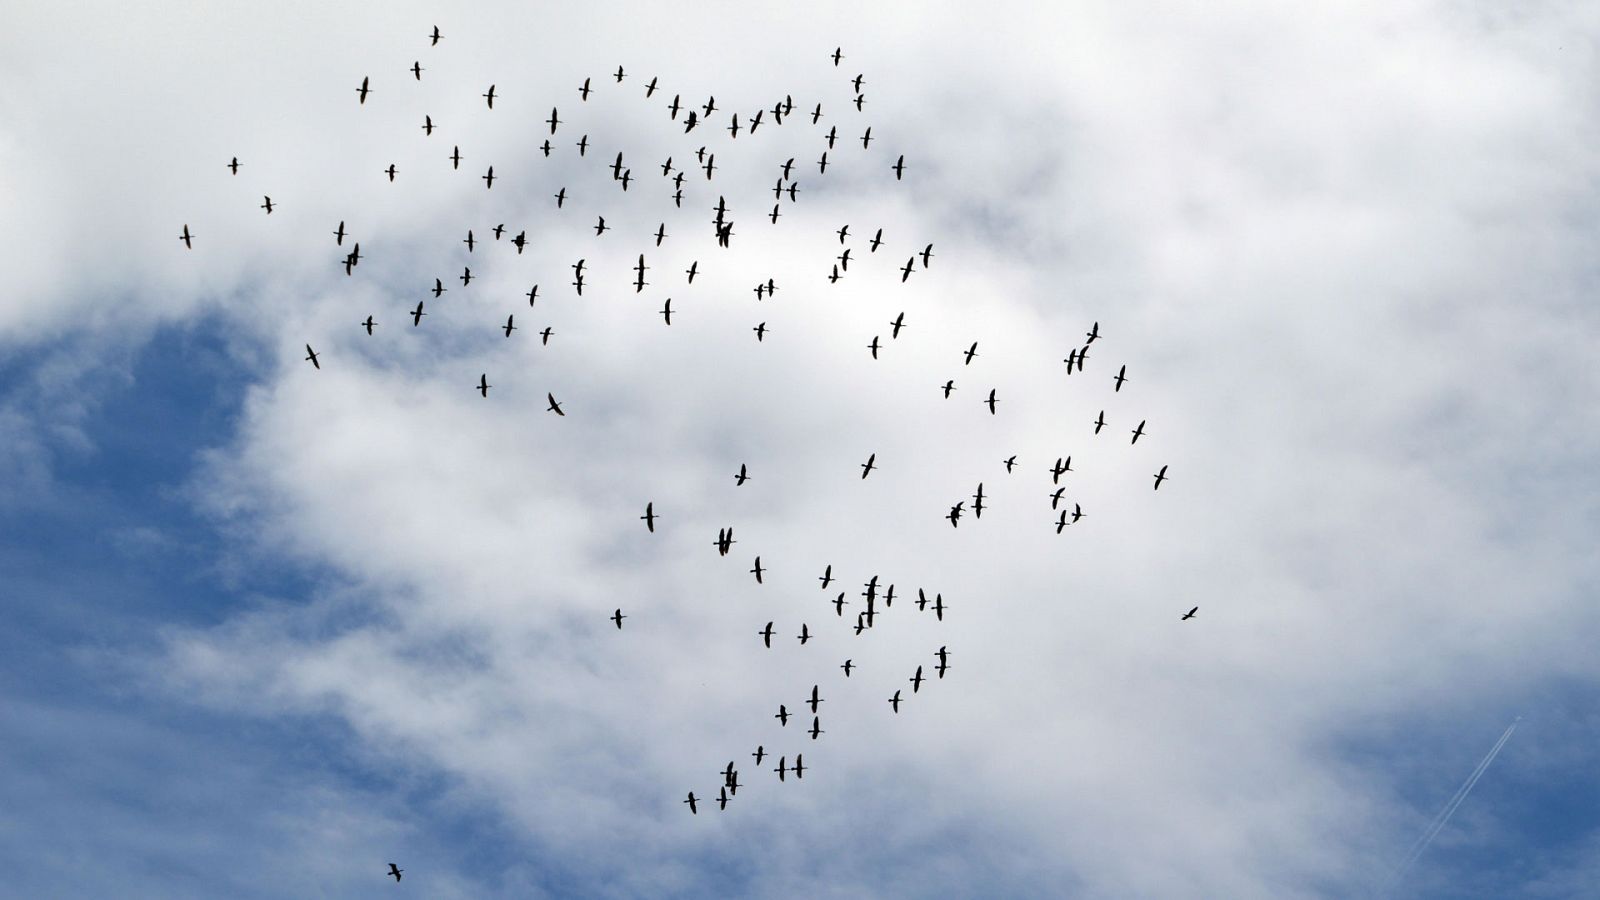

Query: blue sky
[3,1,1600,897]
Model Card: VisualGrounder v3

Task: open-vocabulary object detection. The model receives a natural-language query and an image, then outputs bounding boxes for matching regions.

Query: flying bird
[893,155,906,180]
[333,221,346,245]
[900,257,915,282]
[1153,465,1169,490]
[482,84,496,108]
[482,166,495,189]
[178,224,193,248]
[477,374,490,397]
[985,389,998,414]
[735,463,750,486]
[641,502,656,533]
[1093,411,1107,434]
[450,145,462,168]
[411,301,426,326]
[260,196,274,214]
[841,659,854,677]
[388,863,403,882]
[385,163,397,182]
[356,76,371,104]
[1086,321,1100,343]
[361,315,375,335]
[889,690,902,713]
[546,393,565,416]
[411,60,423,80]
[750,557,765,584]
[819,565,833,589]
[611,608,626,629]
[867,335,881,359]
[540,327,553,344]
[889,312,906,339]
[797,623,811,645]
[941,379,955,399]
[910,666,925,693]
[759,621,774,648]
[860,454,876,479]
[1003,455,1017,473]
[1182,606,1198,620]
[684,792,698,814]
[870,228,884,252]
[964,342,979,365]
[429,25,442,45]
[304,345,320,369]
[1131,420,1146,444]
[831,47,844,65]
[921,243,935,267]
[422,115,434,135]
[1114,365,1128,392]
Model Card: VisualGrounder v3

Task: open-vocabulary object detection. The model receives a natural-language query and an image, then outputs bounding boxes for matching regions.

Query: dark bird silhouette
[793,755,805,780]
[611,608,626,629]
[594,216,607,236]
[837,247,852,270]
[477,374,490,397]
[482,84,497,108]
[947,501,964,527]
[910,666,925,693]
[867,335,881,359]
[641,502,656,533]
[546,393,565,416]
[389,863,403,882]
[702,95,716,116]
[1055,510,1069,534]
[654,222,667,246]
[932,593,946,620]
[384,163,398,182]
[717,785,731,810]
[429,25,442,45]
[769,204,782,224]
[463,230,476,252]
[645,76,658,97]
[1131,420,1146,444]
[972,483,986,518]
[752,745,766,766]
[526,284,539,306]
[828,264,840,284]
[893,155,906,180]
[818,565,833,590]
[985,389,999,414]
[1050,456,1073,484]
[811,103,824,125]
[807,685,824,714]
[482,166,495,189]
[361,315,375,335]
[515,231,529,254]
[809,717,824,740]
[759,621,774,648]
[1114,365,1128,392]
[715,527,735,556]
[797,623,811,645]
[1153,465,1168,490]
[1003,455,1017,473]
[411,301,426,326]
[752,322,767,342]
[1093,411,1106,434]
[686,260,699,284]
[841,659,854,677]
[921,244,934,267]
[422,115,434,135]
[540,327,553,344]
[889,690,902,713]
[540,139,551,156]
[659,298,674,325]
[1050,486,1065,509]
[889,312,906,339]
[450,145,462,169]
[735,463,749,486]
[304,345,320,369]
[460,267,473,286]
[833,592,848,616]
[226,156,240,175]
[831,46,844,66]
[411,60,423,80]
[554,187,566,208]
[634,254,648,292]
[1182,606,1198,621]
[260,196,275,214]
[178,224,194,249]
[356,76,371,104]
[432,278,446,297]
[546,107,561,133]
[861,127,873,149]
[860,453,876,479]
[668,94,682,118]
[1071,502,1086,524]
[727,113,741,138]
[854,93,866,111]
[1086,321,1100,343]
[870,228,884,252]
[576,134,589,156]
[781,157,796,180]
[333,221,346,245]
[900,257,915,282]
[817,151,829,174]
[579,77,591,101]
[941,379,956,399]
[751,557,765,584]
[684,792,698,814]
[775,705,789,727]
[683,110,698,132]
[964,342,979,365]
[774,756,788,781]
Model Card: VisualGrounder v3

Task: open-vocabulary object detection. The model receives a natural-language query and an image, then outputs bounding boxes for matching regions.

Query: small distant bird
[753,322,767,342]
[1086,321,1100,343]
[735,463,750,486]
[1114,365,1128,391]
[260,196,275,214]
[547,107,561,133]
[477,374,490,397]
[388,863,403,882]
[888,690,902,713]
[422,115,434,135]
[921,244,934,267]
[893,155,906,180]
[900,257,915,282]
[356,76,371,104]
[611,609,626,629]
[867,335,881,359]
[482,84,496,108]
[641,502,656,533]
[178,224,194,248]
[429,25,442,45]
[861,127,873,149]
[304,345,320,369]
[984,389,999,414]
[860,453,876,479]
[411,61,422,80]
[941,379,955,399]
[759,622,774,648]
[361,316,375,335]
[1182,606,1198,620]
[819,565,833,589]
[840,659,854,677]
[482,166,495,189]
[889,312,906,339]
[1153,465,1169,490]
[579,77,591,101]
[684,792,698,814]
[546,393,565,416]
[1003,455,1017,473]
[226,156,240,175]
[797,623,811,645]
[1093,411,1107,434]
[411,301,426,326]
[1131,420,1146,444]
[831,47,844,66]
[333,221,346,245]
[750,557,765,584]
[775,705,790,727]
[870,228,884,252]
[910,666,925,693]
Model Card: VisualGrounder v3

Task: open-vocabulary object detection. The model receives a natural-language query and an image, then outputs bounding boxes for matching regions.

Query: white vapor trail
[1380,717,1521,895]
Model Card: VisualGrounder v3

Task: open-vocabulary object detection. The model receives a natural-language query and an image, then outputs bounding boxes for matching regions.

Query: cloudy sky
[3,1,1598,897]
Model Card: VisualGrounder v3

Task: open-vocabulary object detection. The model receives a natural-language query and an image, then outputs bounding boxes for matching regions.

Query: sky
[2,1,1599,897]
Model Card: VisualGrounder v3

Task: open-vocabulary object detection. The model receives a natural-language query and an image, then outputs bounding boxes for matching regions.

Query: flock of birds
[178,26,1184,883]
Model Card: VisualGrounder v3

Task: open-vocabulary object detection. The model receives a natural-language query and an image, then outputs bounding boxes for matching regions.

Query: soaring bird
[477,374,490,397]
[178,224,194,248]
[304,345,320,369]
[1153,465,1169,490]
[860,454,876,479]
[1182,606,1198,620]
[546,393,566,416]
[388,863,403,882]
[641,502,656,533]
[611,609,626,629]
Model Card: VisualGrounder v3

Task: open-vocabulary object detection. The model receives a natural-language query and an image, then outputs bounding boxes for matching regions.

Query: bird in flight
[984,389,999,415]
[422,115,434,135]
[1182,606,1198,620]
[870,228,884,252]
[546,107,561,133]
[429,25,442,45]
[735,463,750,486]
[775,705,790,727]
[935,646,951,678]
[361,315,375,335]
[385,163,397,182]
[1131,420,1146,444]
[1114,365,1128,392]
[388,863,403,882]
[715,527,735,556]
[1049,486,1065,509]
[411,60,423,80]
[356,76,371,104]
[752,745,766,766]
[797,623,811,645]
[947,501,964,527]
[482,84,497,108]
[411,301,426,326]
[888,690,902,713]
[809,717,824,740]
[759,621,774,648]
[178,224,194,249]
[260,196,275,214]
[893,155,906,180]
[226,156,240,175]
[546,393,565,416]
[1153,465,1169,490]
[333,221,346,245]
[641,502,656,533]
[432,278,446,298]
[304,345,320,369]
[889,312,906,339]
[832,46,844,66]
[579,77,591,101]
[502,314,515,337]
[645,76,658,96]
[910,666,925,693]
[482,166,495,189]
[450,145,462,169]
[867,335,881,359]
[964,342,979,365]
[841,659,854,677]
[685,260,698,283]
[611,608,626,629]
[684,792,698,814]
[750,557,765,584]
[1093,411,1107,434]
[941,379,956,399]
[860,453,876,479]
[900,257,915,282]
[1086,321,1100,343]
[861,127,874,149]
[477,374,491,397]
[460,267,473,286]
[659,298,673,326]
[554,187,566,208]
[752,322,767,342]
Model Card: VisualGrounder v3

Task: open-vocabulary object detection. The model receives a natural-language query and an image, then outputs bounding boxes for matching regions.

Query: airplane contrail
[1380,716,1520,896]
